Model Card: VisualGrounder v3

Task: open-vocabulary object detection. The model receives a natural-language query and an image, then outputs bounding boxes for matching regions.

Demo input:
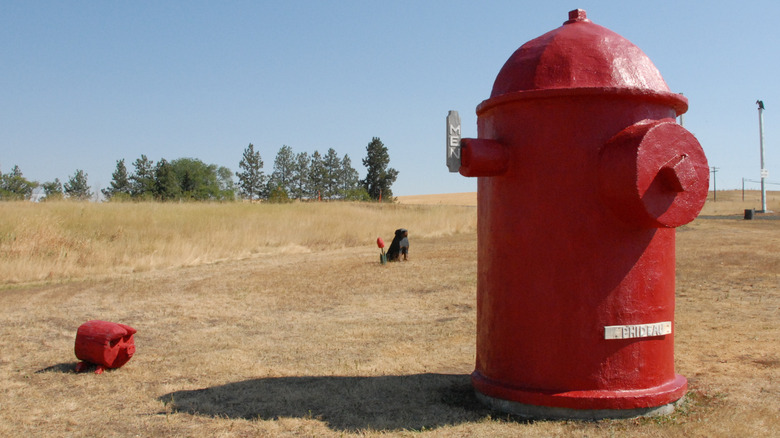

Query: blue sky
[1,1,778,197]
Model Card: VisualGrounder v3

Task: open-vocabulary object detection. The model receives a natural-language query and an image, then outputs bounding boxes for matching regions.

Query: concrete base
[476,391,683,420]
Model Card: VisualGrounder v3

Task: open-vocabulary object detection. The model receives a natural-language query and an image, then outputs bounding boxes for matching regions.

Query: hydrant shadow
[159,373,497,432]
[35,362,79,374]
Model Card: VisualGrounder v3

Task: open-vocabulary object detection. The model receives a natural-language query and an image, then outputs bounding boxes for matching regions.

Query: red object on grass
[376,237,385,249]
[74,320,136,374]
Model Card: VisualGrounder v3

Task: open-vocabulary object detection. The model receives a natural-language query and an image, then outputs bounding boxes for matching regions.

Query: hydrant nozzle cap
[565,9,590,24]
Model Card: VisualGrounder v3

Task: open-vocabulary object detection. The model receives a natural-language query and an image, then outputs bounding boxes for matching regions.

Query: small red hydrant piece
[74,320,136,374]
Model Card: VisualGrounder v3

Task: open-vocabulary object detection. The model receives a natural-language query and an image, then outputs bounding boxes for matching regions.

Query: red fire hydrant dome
[486,9,687,114]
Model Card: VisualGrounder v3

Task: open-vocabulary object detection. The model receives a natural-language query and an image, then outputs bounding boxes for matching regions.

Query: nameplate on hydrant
[604,322,671,340]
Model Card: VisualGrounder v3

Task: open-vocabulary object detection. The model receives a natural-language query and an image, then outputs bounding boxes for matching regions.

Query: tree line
[0,166,93,201]
[1,137,398,202]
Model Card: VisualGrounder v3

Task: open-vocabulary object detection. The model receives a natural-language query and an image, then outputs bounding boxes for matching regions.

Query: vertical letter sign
[447,110,461,172]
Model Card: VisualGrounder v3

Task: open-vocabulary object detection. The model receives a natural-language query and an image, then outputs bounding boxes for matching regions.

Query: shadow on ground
[36,362,126,374]
[160,373,494,432]
[35,362,78,374]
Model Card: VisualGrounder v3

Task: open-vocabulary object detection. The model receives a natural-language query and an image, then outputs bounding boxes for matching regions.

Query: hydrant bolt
[566,9,589,23]
[659,154,694,193]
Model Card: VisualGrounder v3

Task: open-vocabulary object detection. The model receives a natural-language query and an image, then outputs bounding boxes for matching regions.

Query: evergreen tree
[361,137,398,201]
[323,148,341,199]
[41,178,64,201]
[0,165,38,200]
[308,150,326,200]
[268,145,295,195]
[102,159,132,200]
[64,169,92,201]
[130,155,156,198]
[338,154,360,198]
[290,151,310,200]
[154,159,180,201]
[236,143,265,200]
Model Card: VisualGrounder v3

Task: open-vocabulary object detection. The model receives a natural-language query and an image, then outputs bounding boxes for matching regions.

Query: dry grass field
[396,192,477,207]
[0,192,777,437]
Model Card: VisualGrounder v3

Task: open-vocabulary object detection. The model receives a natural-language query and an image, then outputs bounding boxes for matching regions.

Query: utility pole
[710,167,719,201]
[757,100,767,212]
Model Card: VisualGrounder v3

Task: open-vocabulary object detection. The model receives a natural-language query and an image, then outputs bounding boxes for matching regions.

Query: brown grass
[697,189,780,216]
[397,190,780,214]
[0,201,476,284]
[397,192,477,206]
[0,194,778,437]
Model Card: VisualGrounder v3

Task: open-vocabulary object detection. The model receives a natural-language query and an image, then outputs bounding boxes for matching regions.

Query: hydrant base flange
[475,392,681,420]
[473,371,687,419]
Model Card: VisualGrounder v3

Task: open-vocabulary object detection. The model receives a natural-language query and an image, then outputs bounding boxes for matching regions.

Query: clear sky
[1,1,778,197]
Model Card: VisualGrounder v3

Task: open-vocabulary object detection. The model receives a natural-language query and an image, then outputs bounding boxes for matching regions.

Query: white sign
[761,168,769,178]
[446,110,461,172]
[604,321,672,340]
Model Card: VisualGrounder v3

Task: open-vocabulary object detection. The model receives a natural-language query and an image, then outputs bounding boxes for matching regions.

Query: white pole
[757,100,767,212]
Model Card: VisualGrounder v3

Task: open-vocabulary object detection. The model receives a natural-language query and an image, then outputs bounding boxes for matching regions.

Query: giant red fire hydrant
[453,10,708,419]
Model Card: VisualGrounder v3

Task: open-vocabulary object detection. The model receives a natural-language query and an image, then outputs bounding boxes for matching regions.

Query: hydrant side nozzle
[459,138,509,177]
[599,119,709,228]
